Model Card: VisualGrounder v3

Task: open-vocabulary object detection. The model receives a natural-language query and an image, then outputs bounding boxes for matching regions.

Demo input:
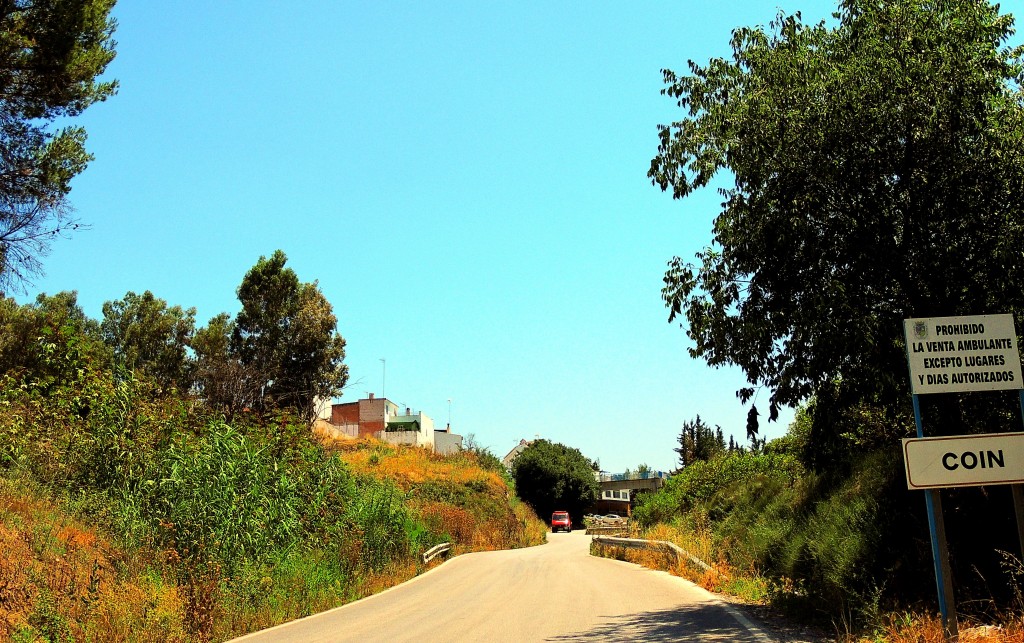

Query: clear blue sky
[18,1,1024,472]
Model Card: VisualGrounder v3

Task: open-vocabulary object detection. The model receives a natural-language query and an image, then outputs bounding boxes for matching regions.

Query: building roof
[502,439,534,468]
[386,420,420,432]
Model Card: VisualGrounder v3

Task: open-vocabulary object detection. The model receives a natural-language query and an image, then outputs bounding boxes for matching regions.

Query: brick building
[324,394,437,450]
[330,393,398,438]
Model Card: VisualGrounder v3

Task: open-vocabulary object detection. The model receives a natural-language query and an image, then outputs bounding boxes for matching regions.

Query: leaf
[745,405,759,441]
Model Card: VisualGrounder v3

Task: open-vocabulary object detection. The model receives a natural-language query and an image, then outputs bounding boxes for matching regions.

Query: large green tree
[100,290,195,392]
[230,250,348,420]
[650,0,1024,452]
[674,415,725,469]
[512,440,599,524]
[0,0,118,291]
[192,312,259,419]
[0,290,104,378]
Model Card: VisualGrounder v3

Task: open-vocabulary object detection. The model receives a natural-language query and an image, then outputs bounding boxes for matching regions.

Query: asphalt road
[231,530,776,643]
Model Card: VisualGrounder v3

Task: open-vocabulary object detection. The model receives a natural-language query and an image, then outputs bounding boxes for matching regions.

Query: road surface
[232,530,775,642]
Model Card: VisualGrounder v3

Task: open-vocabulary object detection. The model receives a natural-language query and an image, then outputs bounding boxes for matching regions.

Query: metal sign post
[910,395,958,640]
[1016,391,1024,555]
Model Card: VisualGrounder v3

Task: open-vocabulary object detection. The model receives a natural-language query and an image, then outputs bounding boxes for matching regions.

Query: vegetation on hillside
[618,409,1024,637]
[0,280,544,641]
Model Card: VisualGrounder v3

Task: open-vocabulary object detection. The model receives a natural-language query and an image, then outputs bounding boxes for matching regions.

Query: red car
[551,511,572,533]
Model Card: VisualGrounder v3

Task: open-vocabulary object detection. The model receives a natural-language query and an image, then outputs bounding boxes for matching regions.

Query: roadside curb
[227,552,464,642]
[589,535,778,643]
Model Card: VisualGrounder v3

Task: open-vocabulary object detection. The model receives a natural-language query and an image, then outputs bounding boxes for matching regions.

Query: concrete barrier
[591,535,714,574]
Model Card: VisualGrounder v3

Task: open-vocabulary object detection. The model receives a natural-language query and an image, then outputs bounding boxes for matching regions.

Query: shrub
[634,452,803,527]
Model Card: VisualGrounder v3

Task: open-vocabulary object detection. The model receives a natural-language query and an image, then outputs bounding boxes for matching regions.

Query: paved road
[232,530,776,642]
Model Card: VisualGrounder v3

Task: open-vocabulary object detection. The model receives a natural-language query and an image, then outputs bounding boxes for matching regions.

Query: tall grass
[1,344,546,640]
[0,473,188,641]
[632,452,803,527]
[628,449,924,629]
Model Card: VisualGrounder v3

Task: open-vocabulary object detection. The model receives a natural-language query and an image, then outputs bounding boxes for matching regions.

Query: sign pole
[1015,391,1024,558]
[913,394,959,640]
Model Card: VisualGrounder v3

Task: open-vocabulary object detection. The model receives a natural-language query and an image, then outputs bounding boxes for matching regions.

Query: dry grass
[620,522,743,593]
[420,502,477,544]
[330,438,508,497]
[325,437,547,553]
[0,476,187,642]
[348,559,420,601]
[859,612,1024,643]
[643,523,716,569]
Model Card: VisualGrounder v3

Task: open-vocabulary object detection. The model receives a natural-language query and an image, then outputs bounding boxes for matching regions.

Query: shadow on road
[547,603,769,642]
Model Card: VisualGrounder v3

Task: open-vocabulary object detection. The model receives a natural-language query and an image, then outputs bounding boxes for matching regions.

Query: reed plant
[1,338,546,640]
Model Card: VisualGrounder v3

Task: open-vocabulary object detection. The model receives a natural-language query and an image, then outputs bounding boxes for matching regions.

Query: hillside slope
[0,366,545,641]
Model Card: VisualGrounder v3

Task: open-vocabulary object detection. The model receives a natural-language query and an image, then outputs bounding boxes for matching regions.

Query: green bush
[632,445,907,627]
[710,472,809,569]
[350,480,416,572]
[634,452,804,527]
[775,451,893,613]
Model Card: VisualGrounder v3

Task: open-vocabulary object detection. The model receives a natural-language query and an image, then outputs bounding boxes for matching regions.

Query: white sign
[903,432,1024,489]
[904,314,1022,394]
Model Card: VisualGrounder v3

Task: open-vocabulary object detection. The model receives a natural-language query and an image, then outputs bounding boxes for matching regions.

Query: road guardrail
[591,536,715,574]
[422,543,452,564]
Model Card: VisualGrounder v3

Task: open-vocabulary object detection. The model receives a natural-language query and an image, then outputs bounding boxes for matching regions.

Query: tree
[0,0,118,291]
[277,282,349,418]
[100,291,195,391]
[0,290,104,377]
[649,0,1024,453]
[192,313,257,418]
[511,439,599,523]
[674,415,725,468]
[230,250,348,420]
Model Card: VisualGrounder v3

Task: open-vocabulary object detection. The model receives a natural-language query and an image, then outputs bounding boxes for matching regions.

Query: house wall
[331,397,399,438]
[312,396,332,421]
[387,410,435,449]
[434,432,463,455]
[375,430,421,446]
[314,420,359,441]
[328,399,442,451]
[358,398,387,437]
[418,412,434,449]
[593,498,631,516]
[332,403,360,426]
[502,439,532,470]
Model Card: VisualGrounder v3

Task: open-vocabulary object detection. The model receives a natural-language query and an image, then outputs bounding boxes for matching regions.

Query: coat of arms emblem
[913,321,928,340]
